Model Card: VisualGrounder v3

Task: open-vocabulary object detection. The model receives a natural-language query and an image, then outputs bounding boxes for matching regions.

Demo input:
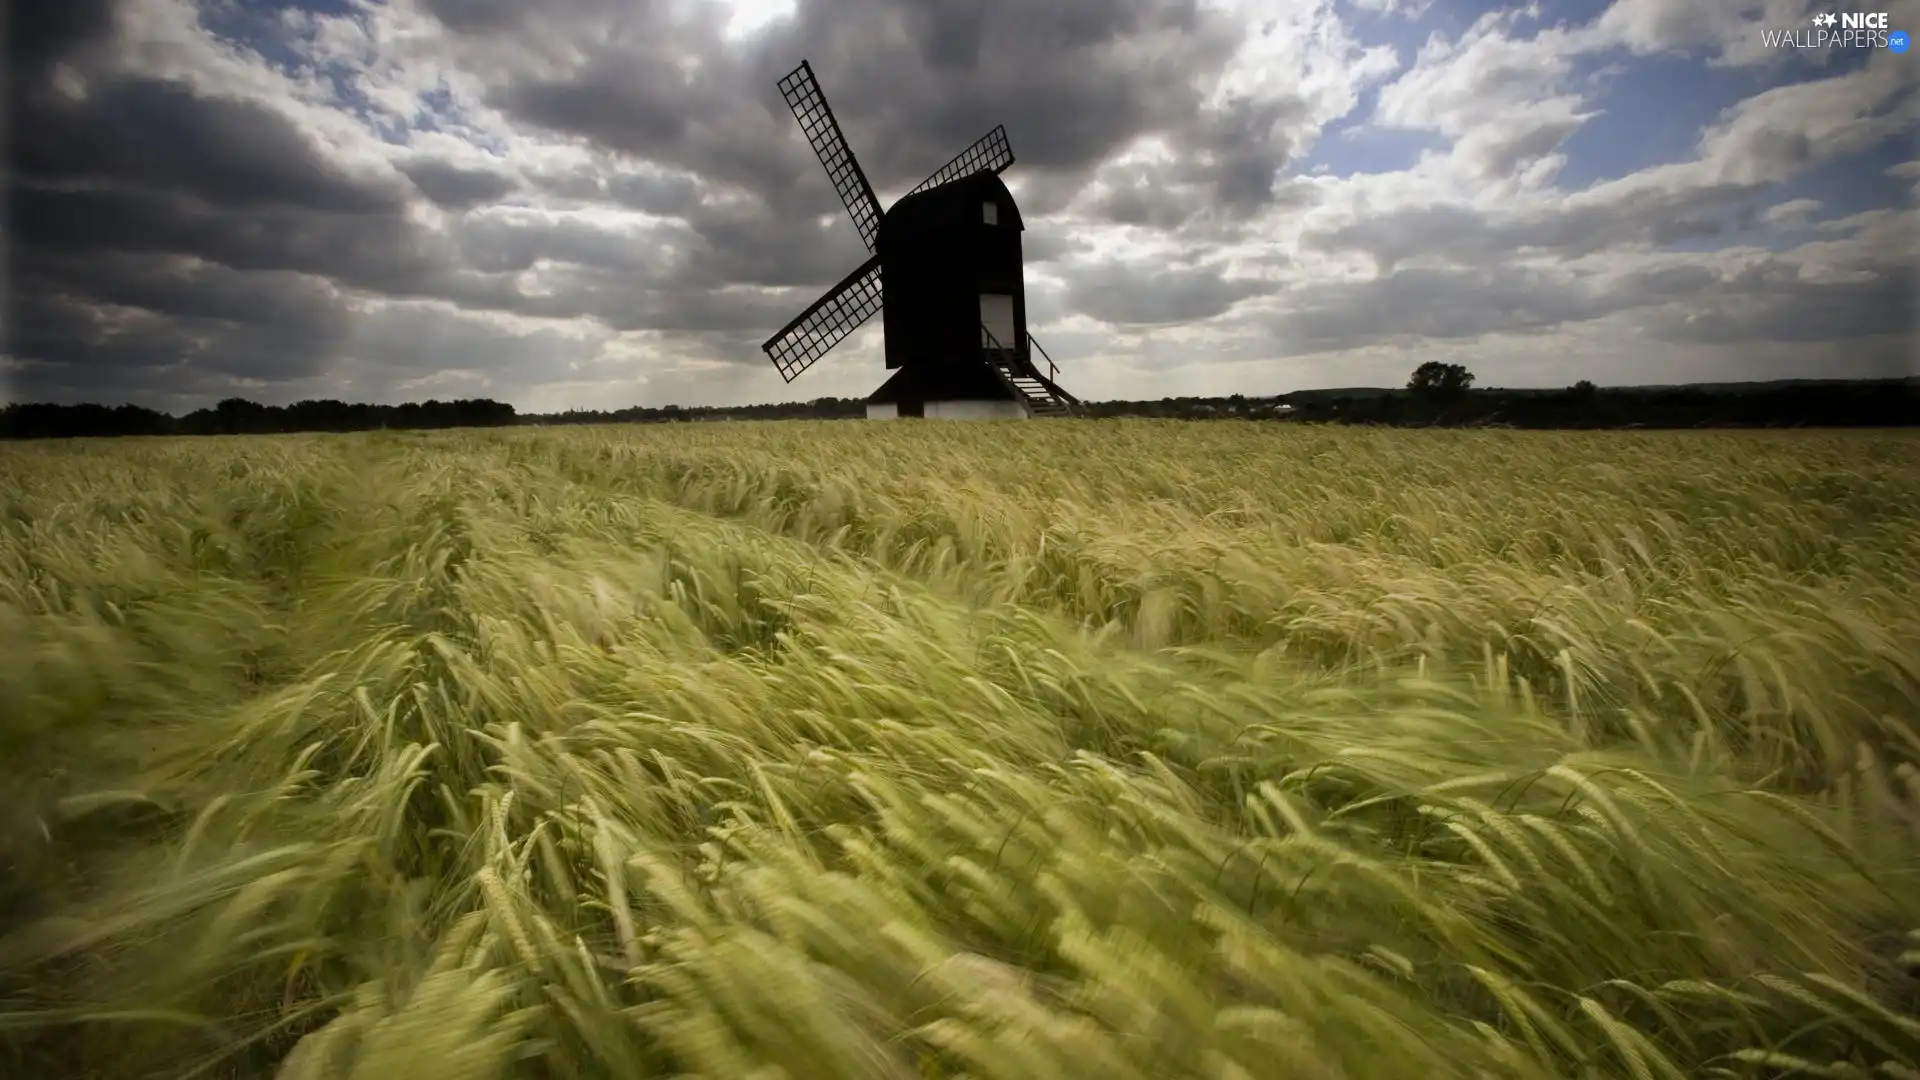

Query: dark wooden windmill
[762,61,1080,420]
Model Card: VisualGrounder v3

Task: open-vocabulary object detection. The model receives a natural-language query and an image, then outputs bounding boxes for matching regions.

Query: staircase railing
[979,323,1036,418]
[979,324,1079,417]
[1025,333,1080,409]
[1028,332,1059,384]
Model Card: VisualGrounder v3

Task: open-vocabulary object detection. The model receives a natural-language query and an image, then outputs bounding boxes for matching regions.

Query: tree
[212,397,271,434]
[1408,361,1475,400]
[1567,379,1597,403]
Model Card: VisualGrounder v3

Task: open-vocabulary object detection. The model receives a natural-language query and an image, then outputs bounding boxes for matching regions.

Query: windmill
[761,61,1080,419]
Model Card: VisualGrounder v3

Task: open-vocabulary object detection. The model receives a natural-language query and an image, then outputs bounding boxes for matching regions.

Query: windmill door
[979,294,1016,352]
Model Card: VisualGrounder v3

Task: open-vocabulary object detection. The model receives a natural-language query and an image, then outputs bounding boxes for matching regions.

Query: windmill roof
[866,359,1018,404]
[879,171,1023,243]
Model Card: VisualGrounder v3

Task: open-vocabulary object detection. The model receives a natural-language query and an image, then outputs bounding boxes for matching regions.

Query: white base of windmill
[866,400,1028,421]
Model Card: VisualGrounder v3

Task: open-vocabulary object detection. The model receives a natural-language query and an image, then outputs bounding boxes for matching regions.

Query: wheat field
[2,421,1918,1079]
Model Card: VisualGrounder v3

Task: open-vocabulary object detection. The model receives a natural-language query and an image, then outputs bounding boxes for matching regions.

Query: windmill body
[761,61,1079,419]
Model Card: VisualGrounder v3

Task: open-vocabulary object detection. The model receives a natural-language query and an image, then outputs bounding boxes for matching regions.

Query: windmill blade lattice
[761,254,884,382]
[778,62,884,252]
[904,125,1015,199]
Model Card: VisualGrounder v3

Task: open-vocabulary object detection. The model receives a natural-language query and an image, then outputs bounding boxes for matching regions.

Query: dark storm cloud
[3,0,118,85]
[842,0,1236,179]
[1065,262,1272,325]
[12,0,1897,411]
[447,201,859,298]
[1257,264,1672,358]
[0,17,586,404]
[1080,121,1318,234]
[1302,181,1764,271]
[1,0,1324,407]
[417,0,525,35]
[1192,96,1312,214]
[16,79,408,213]
[451,211,686,277]
[1023,232,1096,264]
[604,171,705,217]
[1649,217,1723,244]
[1090,184,1199,230]
[2,0,445,402]
[576,285,801,337]
[457,3,826,218]
[341,302,589,378]
[1618,264,1719,296]
[1464,116,1587,181]
[1259,249,1914,367]
[416,0,1313,362]
[400,159,521,209]
[429,0,1253,201]
[5,252,351,405]
[678,204,872,288]
[7,184,491,305]
[23,250,350,339]
[1644,262,1916,349]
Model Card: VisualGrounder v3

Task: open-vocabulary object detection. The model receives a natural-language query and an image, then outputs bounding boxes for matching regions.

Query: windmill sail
[761,254,884,382]
[904,125,1015,198]
[778,61,884,253]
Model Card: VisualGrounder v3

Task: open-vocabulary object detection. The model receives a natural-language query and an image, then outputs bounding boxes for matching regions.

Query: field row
[2,423,1917,1078]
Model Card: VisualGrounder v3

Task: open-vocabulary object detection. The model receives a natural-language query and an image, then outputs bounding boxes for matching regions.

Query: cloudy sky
[4,0,1916,412]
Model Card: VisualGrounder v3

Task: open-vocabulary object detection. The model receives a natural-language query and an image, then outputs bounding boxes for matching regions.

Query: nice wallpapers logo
[1761,11,1909,50]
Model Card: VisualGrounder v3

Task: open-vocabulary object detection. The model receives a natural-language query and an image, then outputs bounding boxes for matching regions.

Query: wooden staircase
[981,326,1081,418]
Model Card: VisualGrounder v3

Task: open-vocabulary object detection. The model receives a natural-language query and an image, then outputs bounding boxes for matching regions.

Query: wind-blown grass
[2,422,1917,1079]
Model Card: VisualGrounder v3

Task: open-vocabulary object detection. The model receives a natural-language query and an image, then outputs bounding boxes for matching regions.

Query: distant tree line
[0,396,877,439]
[0,395,880,439]
[0,397,518,439]
[525,398,867,425]
[1080,368,1916,427]
[1078,394,1293,420]
[3,376,1914,439]
[1276,376,1918,429]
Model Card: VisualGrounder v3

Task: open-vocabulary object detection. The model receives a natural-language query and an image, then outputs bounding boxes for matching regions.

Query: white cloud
[1346,0,1435,15]
[1593,0,1820,67]
[709,0,797,41]
[1761,197,1821,224]
[1373,13,1597,189]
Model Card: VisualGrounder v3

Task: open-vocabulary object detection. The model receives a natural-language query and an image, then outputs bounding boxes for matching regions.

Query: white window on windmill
[980,293,1015,351]
[982,200,998,225]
